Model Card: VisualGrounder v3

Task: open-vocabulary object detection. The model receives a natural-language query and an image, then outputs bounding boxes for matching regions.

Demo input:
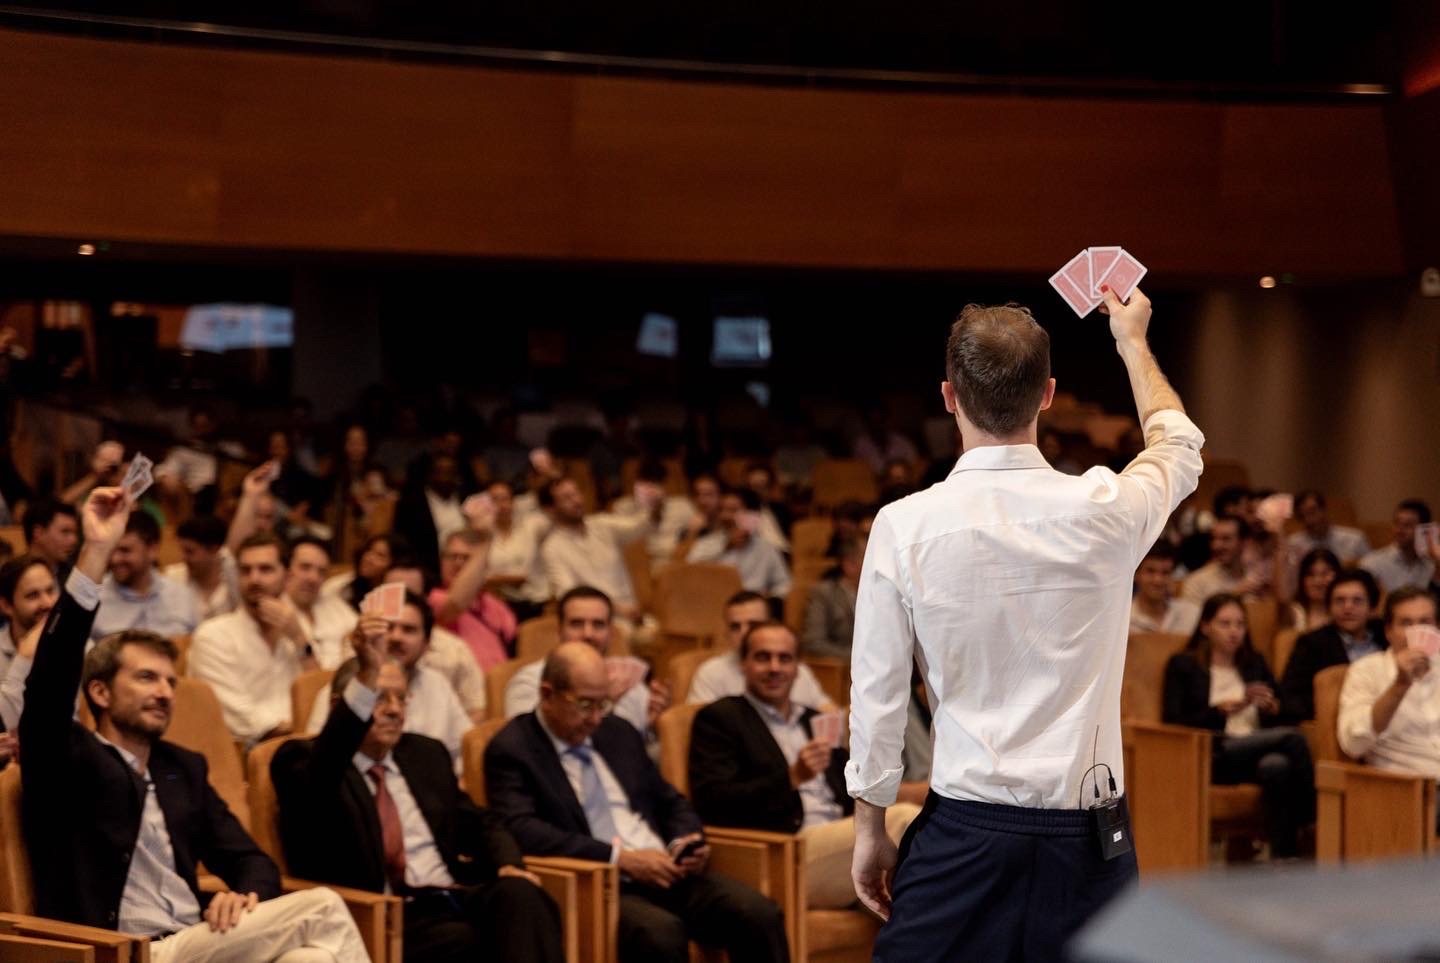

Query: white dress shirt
[91,572,200,642]
[420,626,487,716]
[610,496,697,572]
[743,693,843,828]
[1179,560,1244,607]
[686,650,832,710]
[0,624,23,730]
[95,734,203,936]
[1287,526,1371,565]
[290,593,359,670]
[188,608,304,747]
[310,665,472,772]
[504,660,649,735]
[534,708,667,862]
[342,682,457,892]
[487,514,552,605]
[539,515,652,609]
[686,532,792,598]
[1128,596,1201,636]
[1337,650,1440,778]
[1359,544,1436,594]
[846,409,1204,809]
[1209,665,1259,737]
[164,552,240,623]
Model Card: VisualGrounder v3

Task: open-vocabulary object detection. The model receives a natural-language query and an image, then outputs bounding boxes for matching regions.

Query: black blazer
[393,486,442,577]
[1278,620,1387,723]
[689,696,852,833]
[20,587,279,931]
[272,697,523,892]
[484,713,701,862]
[1162,649,1282,740]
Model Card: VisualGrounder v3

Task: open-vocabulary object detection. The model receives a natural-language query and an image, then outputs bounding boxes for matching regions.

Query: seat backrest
[1312,664,1351,763]
[167,677,250,829]
[1122,632,1189,723]
[245,735,299,870]
[654,564,742,641]
[656,702,704,797]
[171,633,193,677]
[783,579,818,634]
[516,618,561,664]
[290,669,336,735]
[1243,598,1280,666]
[622,537,654,616]
[810,459,878,510]
[0,526,26,557]
[667,648,715,706]
[461,718,509,807]
[790,518,834,561]
[804,657,849,707]
[1272,627,1302,678]
[485,658,538,721]
[0,765,34,913]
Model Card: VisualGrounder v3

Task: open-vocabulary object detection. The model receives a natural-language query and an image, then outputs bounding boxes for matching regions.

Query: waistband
[929,795,1124,837]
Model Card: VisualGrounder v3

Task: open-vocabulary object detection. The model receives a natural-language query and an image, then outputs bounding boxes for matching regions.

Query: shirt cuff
[66,569,101,611]
[844,761,904,808]
[1141,409,1206,452]
[343,677,379,721]
[608,842,619,865]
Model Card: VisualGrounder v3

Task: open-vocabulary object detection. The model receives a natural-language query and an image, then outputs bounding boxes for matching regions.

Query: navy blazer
[689,695,852,833]
[484,713,701,862]
[20,586,279,930]
[1162,649,1283,741]
[1278,620,1387,722]
[272,695,523,892]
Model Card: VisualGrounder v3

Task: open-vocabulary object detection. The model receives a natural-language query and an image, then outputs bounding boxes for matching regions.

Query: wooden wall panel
[0,28,1406,275]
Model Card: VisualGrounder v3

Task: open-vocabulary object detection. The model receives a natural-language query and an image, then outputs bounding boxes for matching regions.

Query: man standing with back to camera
[848,286,1203,961]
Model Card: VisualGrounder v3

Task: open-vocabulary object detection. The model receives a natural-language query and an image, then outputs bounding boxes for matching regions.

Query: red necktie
[367,764,407,890]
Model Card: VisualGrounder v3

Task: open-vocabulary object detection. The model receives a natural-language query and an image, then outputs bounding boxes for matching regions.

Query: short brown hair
[946,304,1051,436]
[81,631,179,719]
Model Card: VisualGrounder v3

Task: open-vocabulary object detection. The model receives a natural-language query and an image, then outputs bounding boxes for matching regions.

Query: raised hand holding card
[1095,250,1147,302]
[373,582,406,621]
[121,453,155,506]
[1415,522,1439,557]
[1049,250,1100,318]
[605,655,649,698]
[1406,625,1440,658]
[1087,247,1122,297]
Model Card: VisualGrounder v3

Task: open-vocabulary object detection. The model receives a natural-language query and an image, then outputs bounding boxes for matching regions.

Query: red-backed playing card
[1087,247,1122,297]
[1049,250,1100,317]
[1095,250,1147,301]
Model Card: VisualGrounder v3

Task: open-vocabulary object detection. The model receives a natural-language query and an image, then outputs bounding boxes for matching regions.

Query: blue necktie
[568,745,619,844]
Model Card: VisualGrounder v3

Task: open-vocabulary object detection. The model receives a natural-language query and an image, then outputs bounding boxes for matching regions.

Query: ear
[940,380,958,415]
[1038,378,1057,412]
[86,678,112,714]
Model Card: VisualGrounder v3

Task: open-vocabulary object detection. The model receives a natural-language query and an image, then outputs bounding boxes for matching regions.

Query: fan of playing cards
[1049,247,1147,318]
[361,583,407,622]
[122,454,156,506]
[810,711,845,749]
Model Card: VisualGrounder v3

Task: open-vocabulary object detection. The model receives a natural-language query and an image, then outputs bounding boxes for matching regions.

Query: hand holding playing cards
[350,614,390,687]
[1395,646,1432,685]
[789,739,832,788]
[77,487,132,582]
[242,460,279,498]
[1100,286,1151,346]
[646,678,672,727]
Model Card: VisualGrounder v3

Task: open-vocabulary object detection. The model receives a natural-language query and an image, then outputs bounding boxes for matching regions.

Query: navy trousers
[873,795,1138,963]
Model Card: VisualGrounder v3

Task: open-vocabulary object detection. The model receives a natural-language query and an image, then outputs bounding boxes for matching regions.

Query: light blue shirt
[1340,628,1382,664]
[91,571,199,642]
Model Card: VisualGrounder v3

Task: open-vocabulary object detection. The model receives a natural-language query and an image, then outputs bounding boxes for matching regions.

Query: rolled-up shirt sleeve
[1337,656,1386,760]
[845,510,916,807]
[1115,410,1205,561]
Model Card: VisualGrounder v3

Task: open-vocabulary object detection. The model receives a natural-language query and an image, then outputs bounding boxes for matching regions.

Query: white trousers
[149,887,369,963]
[800,802,922,909]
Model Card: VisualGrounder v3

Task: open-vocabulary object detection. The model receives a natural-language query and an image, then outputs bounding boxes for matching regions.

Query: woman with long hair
[1288,547,1340,632]
[1163,593,1315,858]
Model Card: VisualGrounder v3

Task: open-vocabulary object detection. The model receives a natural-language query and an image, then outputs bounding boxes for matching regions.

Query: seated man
[1180,515,1253,605]
[430,526,516,671]
[189,533,315,747]
[505,586,667,736]
[1337,587,1440,777]
[384,560,488,721]
[20,487,366,961]
[485,642,790,963]
[801,537,863,659]
[164,514,240,621]
[1279,569,1384,722]
[538,476,653,626]
[305,591,473,770]
[685,488,792,601]
[1286,490,1370,566]
[689,622,921,910]
[1129,540,1201,635]
[21,497,79,577]
[687,591,833,708]
[274,621,564,963]
[609,457,698,574]
[1360,499,1435,593]
[91,511,199,641]
[284,535,359,669]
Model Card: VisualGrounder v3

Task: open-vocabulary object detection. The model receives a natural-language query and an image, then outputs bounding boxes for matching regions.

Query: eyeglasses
[559,691,614,716]
[376,689,410,707]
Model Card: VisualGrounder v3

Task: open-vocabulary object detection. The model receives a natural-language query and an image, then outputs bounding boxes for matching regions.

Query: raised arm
[1103,288,1184,422]
[225,461,275,554]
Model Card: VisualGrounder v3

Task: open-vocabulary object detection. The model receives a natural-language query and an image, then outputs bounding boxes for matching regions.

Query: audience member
[189,533,313,747]
[853,402,918,474]
[165,514,240,622]
[284,535,359,669]
[538,476,653,625]
[689,622,921,908]
[154,406,245,514]
[381,561,488,720]
[1360,499,1435,593]
[1286,490,1370,566]
[478,408,532,489]
[610,459,698,576]
[91,510,199,641]
[825,500,874,559]
[685,488,792,600]
[394,452,469,575]
[1337,587,1440,779]
[225,460,284,555]
[264,429,322,534]
[485,642,791,963]
[20,488,366,960]
[1279,569,1384,722]
[304,591,472,770]
[319,423,376,551]
[505,587,667,736]
[774,418,828,489]
[275,640,563,963]
[802,536,863,658]
[0,554,57,733]
[1162,594,1313,857]
[1180,515,1253,605]
[1129,540,1201,635]
[481,480,551,622]
[431,527,515,670]
[743,462,792,550]
[672,472,723,561]
[687,591,833,708]
[1286,548,1340,632]
[21,497,78,575]
[1037,429,1082,476]
[322,532,403,609]
[58,440,125,506]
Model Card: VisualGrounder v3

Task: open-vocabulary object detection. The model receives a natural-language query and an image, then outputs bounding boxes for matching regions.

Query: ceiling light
[1258,276,1276,289]
[77,243,96,256]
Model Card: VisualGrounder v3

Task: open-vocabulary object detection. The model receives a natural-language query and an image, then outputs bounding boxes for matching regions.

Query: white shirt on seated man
[687,592,834,709]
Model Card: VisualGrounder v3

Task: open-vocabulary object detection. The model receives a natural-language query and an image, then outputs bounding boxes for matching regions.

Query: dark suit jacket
[393,485,442,577]
[272,697,522,892]
[1279,620,1387,722]
[689,696,852,833]
[1162,649,1283,742]
[20,586,279,930]
[484,713,701,862]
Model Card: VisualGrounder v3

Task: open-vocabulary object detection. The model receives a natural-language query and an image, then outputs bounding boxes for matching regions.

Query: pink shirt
[427,587,516,670]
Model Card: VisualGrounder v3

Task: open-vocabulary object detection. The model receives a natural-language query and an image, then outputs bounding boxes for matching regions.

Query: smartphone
[673,837,704,864]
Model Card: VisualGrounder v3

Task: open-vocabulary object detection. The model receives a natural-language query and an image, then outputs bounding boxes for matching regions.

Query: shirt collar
[743,691,804,726]
[947,444,1051,478]
[0,624,13,658]
[353,750,394,776]
[535,706,591,758]
[107,574,162,602]
[94,731,146,777]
